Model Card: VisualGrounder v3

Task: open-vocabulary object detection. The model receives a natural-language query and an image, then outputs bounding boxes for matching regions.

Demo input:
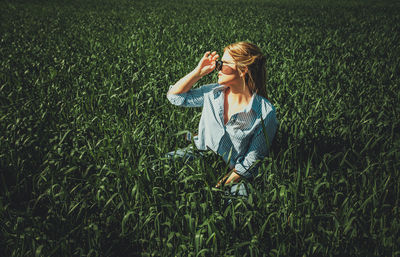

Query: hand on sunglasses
[195,51,219,78]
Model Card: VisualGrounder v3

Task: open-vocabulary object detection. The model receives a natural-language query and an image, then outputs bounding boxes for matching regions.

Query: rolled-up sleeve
[166,83,217,107]
[234,110,278,179]
[167,85,188,106]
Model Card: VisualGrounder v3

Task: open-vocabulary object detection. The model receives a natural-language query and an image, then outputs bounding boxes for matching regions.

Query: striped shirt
[167,83,278,179]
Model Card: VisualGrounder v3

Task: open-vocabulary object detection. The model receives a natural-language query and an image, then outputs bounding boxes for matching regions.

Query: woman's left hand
[215,170,241,188]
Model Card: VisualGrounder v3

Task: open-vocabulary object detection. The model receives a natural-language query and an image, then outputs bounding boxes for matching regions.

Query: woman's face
[217,50,244,87]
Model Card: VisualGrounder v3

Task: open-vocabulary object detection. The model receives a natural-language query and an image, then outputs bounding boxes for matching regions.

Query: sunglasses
[215,60,236,73]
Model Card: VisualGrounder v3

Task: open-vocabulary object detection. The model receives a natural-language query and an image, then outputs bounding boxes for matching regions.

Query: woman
[166,41,278,196]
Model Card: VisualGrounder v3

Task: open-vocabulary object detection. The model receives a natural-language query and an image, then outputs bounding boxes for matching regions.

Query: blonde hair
[224,41,267,99]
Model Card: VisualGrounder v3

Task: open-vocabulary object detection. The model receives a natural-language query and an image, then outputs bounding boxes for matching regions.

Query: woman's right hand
[167,51,219,96]
[195,51,219,78]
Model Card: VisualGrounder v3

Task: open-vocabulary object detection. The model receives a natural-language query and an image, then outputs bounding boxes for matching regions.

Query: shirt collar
[244,93,257,113]
[212,84,226,99]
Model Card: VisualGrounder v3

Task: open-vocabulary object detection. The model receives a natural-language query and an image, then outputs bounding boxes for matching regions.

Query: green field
[1,0,399,256]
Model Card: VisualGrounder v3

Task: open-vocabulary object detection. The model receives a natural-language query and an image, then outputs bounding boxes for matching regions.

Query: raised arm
[167,51,219,95]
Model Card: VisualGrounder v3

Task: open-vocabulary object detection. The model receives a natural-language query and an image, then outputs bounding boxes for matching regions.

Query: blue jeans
[164,145,204,163]
[165,145,248,198]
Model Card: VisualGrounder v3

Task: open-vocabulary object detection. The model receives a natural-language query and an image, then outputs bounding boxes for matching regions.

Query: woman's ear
[240,67,248,78]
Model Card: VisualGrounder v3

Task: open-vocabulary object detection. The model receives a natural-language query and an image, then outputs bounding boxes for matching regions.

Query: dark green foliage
[1,0,399,256]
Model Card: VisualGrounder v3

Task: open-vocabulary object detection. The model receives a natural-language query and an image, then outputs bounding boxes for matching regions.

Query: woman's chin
[218,78,226,85]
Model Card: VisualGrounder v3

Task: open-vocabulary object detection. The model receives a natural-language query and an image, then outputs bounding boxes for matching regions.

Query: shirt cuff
[234,162,259,179]
[167,85,186,106]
